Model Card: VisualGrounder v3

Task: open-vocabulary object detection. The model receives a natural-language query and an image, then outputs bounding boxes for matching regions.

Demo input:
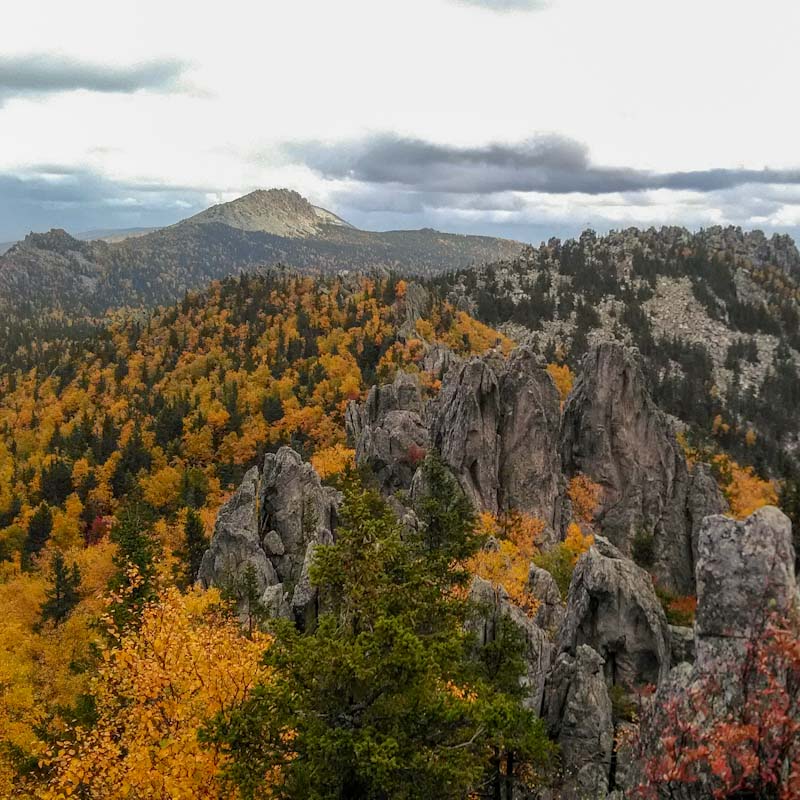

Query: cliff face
[561,343,705,593]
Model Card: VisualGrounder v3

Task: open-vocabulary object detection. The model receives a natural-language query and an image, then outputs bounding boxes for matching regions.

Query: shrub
[631,531,655,568]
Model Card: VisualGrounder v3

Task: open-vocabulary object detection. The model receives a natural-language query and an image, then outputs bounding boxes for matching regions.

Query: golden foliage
[567,474,602,524]
[712,453,779,519]
[0,541,116,795]
[563,521,594,560]
[311,445,355,480]
[467,511,544,615]
[41,587,270,800]
[546,362,574,403]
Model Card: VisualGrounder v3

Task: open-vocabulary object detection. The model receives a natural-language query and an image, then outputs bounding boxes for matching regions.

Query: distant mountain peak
[181,187,353,238]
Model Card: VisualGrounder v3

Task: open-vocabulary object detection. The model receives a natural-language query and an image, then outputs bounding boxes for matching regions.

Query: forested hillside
[0,224,798,799]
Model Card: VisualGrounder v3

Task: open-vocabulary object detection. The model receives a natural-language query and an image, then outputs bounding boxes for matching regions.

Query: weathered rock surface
[694,506,798,667]
[396,281,432,338]
[421,342,461,381]
[426,347,564,531]
[498,347,564,539]
[527,563,565,633]
[541,645,614,799]
[557,536,672,688]
[197,466,278,595]
[199,447,339,627]
[628,507,799,798]
[560,342,694,593]
[668,625,695,666]
[686,462,728,567]
[468,577,553,711]
[346,372,428,493]
[259,447,338,585]
[431,357,502,512]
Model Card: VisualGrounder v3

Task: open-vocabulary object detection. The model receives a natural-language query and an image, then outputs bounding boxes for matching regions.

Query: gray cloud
[0,167,209,241]
[287,133,800,196]
[0,54,188,105]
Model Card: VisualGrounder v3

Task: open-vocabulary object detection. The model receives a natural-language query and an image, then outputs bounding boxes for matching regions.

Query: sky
[1,0,799,244]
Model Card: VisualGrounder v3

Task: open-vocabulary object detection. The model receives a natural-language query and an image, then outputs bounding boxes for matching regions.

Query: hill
[0,188,523,316]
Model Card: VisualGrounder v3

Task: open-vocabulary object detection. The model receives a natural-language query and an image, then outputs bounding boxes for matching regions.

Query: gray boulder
[560,342,694,593]
[541,644,614,800]
[345,372,428,493]
[557,536,672,688]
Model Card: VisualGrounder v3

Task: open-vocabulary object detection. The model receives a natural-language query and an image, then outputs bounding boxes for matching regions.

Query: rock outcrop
[686,462,728,567]
[427,346,564,533]
[199,446,339,627]
[198,466,277,596]
[694,506,798,667]
[542,645,614,799]
[560,342,694,593]
[431,357,503,512]
[628,507,799,799]
[259,448,339,585]
[557,536,672,688]
[498,347,565,539]
[345,372,428,493]
[527,563,565,633]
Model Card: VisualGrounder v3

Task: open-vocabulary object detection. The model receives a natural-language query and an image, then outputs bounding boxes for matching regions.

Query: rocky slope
[0,189,522,316]
[432,225,800,478]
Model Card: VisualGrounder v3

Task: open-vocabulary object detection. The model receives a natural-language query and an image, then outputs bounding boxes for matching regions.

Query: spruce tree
[175,507,207,588]
[23,503,53,569]
[40,551,81,624]
[108,501,159,633]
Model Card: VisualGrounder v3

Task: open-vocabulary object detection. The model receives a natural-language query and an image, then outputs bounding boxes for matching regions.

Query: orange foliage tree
[41,586,270,800]
[567,473,602,524]
[467,511,544,615]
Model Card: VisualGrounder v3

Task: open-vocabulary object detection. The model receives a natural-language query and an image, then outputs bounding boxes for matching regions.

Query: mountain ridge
[0,188,523,315]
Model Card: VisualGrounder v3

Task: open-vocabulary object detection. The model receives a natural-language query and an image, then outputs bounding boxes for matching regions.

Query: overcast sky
[1,0,799,244]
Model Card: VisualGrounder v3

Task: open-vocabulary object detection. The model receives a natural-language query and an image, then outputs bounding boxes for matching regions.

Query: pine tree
[40,551,81,624]
[23,503,53,569]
